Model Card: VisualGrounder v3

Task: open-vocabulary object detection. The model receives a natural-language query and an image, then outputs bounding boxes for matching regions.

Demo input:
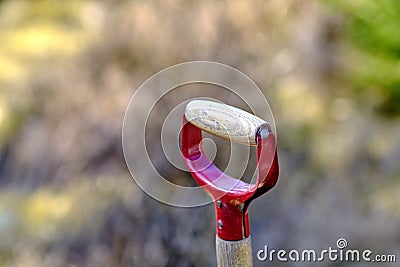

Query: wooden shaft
[216,235,253,267]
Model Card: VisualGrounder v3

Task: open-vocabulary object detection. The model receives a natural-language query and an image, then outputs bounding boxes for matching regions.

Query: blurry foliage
[0,0,97,144]
[324,0,400,116]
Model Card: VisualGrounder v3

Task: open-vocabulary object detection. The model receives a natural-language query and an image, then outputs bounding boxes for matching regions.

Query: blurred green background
[0,0,399,266]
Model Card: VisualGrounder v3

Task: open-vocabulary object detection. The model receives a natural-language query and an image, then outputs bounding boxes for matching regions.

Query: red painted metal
[181,115,279,241]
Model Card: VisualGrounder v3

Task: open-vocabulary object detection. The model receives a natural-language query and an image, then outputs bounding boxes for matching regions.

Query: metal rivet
[256,124,272,143]
[217,220,223,229]
[259,129,269,140]
[216,200,222,208]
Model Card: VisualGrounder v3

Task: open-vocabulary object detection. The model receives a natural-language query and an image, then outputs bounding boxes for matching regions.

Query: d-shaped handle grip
[183,100,279,267]
[182,100,279,241]
[185,100,268,146]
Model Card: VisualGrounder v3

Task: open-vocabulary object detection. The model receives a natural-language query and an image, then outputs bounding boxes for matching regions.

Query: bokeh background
[0,0,399,266]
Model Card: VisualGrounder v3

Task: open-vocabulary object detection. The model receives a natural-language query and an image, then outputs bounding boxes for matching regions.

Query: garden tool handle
[185,100,268,146]
[183,100,278,267]
[216,235,253,267]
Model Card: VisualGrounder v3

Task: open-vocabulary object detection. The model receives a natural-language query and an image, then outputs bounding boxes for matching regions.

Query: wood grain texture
[185,100,267,146]
[216,235,253,267]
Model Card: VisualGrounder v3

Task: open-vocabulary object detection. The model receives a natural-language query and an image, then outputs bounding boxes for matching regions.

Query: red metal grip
[181,115,279,241]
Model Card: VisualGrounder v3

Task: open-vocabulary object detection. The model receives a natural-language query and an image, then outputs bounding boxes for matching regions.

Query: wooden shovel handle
[216,235,253,267]
[185,100,268,146]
